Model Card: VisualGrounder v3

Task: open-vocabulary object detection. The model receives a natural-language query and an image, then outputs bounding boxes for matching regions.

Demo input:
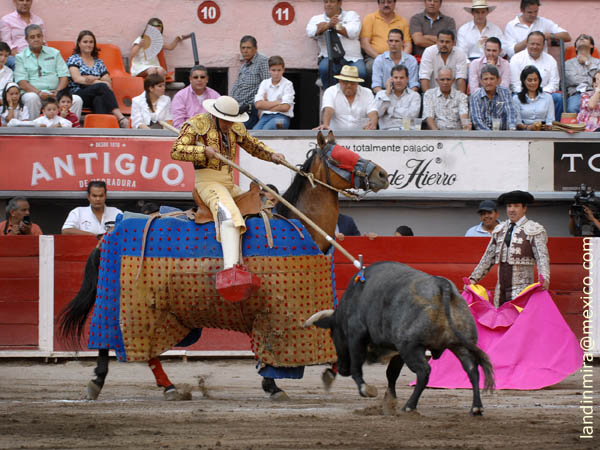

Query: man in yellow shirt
[360,0,412,73]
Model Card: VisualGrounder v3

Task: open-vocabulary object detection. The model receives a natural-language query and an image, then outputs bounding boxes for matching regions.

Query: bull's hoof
[470,406,484,416]
[270,390,290,402]
[321,368,336,392]
[382,390,397,415]
[359,384,378,398]
[86,380,102,400]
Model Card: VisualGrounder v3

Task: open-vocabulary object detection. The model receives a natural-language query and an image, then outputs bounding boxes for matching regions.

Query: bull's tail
[439,278,495,392]
[57,247,101,348]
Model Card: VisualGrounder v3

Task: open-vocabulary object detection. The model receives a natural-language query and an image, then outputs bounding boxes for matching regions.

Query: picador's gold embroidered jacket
[171,113,274,171]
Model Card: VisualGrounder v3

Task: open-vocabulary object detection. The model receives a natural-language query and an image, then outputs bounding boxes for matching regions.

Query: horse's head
[314,131,389,193]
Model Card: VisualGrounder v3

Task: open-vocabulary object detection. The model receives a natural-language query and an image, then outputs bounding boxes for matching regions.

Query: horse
[59,131,389,400]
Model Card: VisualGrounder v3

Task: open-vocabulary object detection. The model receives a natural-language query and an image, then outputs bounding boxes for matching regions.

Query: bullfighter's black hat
[496,190,534,206]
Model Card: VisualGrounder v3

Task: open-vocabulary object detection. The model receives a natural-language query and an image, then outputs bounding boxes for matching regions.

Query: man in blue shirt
[371,28,419,93]
[470,64,516,130]
[465,199,500,237]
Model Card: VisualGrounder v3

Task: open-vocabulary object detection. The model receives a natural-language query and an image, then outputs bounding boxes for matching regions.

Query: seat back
[157,50,174,82]
[97,43,129,78]
[83,114,120,128]
[112,76,144,115]
[565,46,600,60]
[46,41,75,62]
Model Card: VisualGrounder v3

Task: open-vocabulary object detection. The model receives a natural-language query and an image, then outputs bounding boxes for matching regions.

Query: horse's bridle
[313,142,377,195]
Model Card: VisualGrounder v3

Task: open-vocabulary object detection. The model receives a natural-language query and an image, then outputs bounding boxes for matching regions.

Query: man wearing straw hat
[171,96,285,290]
[316,65,378,131]
[457,1,504,60]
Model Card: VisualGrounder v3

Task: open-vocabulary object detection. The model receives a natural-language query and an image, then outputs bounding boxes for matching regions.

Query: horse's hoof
[402,405,416,412]
[270,390,290,402]
[86,380,101,400]
[470,406,484,416]
[382,390,397,415]
[164,387,191,401]
[359,384,378,398]
[322,368,336,392]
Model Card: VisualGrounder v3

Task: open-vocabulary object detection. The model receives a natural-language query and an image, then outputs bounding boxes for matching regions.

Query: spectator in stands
[577,71,600,132]
[67,30,128,128]
[254,56,294,130]
[306,0,365,91]
[468,37,510,92]
[14,25,83,120]
[419,29,467,93]
[131,73,171,129]
[513,65,554,131]
[230,35,269,129]
[504,0,571,58]
[171,65,220,129]
[465,200,499,236]
[423,67,469,130]
[62,180,122,237]
[374,64,421,130]
[0,41,13,98]
[0,196,42,236]
[409,0,456,58]
[457,1,504,60]
[360,0,411,73]
[0,82,28,125]
[510,32,559,95]
[315,65,377,131]
[470,64,516,131]
[371,29,418,94]
[32,97,72,128]
[57,90,80,128]
[394,225,414,236]
[564,34,600,114]
[130,18,182,78]
[0,0,45,70]
[335,213,361,240]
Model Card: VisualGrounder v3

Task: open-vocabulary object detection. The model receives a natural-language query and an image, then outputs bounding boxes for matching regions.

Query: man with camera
[1,197,43,236]
[568,185,600,236]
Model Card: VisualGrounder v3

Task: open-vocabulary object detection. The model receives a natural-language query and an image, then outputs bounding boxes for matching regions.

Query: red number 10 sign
[198,1,220,24]
[272,2,295,26]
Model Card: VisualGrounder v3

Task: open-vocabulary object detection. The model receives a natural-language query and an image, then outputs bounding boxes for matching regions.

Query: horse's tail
[57,247,101,348]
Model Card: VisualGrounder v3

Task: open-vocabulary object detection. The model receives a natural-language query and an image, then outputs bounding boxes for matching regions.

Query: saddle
[192,182,262,224]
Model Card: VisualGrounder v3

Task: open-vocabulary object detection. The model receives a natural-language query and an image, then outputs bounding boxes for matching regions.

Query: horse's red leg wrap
[148,358,174,389]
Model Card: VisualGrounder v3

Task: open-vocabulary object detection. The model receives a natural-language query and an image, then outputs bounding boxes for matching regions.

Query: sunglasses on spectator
[192,75,207,79]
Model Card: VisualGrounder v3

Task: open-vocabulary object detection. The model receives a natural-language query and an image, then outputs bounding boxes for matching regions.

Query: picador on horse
[59,95,390,400]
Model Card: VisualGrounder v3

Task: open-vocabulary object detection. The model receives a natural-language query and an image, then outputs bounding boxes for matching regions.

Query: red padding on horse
[331,145,360,172]
[148,357,173,388]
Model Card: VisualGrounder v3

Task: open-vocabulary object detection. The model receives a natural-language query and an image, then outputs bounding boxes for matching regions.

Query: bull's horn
[303,310,334,328]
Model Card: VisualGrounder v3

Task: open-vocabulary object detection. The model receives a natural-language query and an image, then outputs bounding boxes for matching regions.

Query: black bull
[305,262,495,415]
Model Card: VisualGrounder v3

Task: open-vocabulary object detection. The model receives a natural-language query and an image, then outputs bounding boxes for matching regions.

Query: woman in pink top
[170,65,220,128]
[577,71,600,131]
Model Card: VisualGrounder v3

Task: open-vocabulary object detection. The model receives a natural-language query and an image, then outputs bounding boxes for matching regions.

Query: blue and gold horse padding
[89,215,337,366]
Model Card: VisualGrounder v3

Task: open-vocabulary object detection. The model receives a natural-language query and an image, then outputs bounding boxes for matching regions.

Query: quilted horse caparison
[89,215,338,367]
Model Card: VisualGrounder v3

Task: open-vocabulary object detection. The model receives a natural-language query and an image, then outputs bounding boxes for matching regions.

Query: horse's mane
[277,149,317,218]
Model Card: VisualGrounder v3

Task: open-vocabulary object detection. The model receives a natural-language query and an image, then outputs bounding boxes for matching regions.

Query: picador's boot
[215,219,260,302]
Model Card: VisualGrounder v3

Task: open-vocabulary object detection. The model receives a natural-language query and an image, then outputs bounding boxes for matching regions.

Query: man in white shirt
[62,181,122,237]
[457,0,504,60]
[419,29,468,93]
[315,65,378,131]
[510,31,559,94]
[504,0,570,58]
[374,64,421,130]
[306,0,366,90]
[423,67,469,130]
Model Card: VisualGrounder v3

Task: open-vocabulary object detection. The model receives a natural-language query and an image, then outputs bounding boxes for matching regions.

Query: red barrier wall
[0,236,586,352]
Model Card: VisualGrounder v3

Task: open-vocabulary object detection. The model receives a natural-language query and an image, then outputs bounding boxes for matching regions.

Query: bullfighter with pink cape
[425,281,583,390]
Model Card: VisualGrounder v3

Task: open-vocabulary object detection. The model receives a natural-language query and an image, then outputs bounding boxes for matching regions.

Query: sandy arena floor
[0,358,597,450]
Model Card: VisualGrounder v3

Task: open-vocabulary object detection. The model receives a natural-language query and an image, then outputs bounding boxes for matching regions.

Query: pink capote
[424,282,583,390]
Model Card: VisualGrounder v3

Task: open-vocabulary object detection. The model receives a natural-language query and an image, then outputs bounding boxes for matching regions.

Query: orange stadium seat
[83,114,120,128]
[97,43,130,78]
[157,50,175,83]
[111,76,144,115]
[46,41,75,61]
[83,114,119,128]
[565,46,600,60]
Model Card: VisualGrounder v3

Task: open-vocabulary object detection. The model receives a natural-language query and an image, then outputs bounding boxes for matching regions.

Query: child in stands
[32,98,72,128]
[253,55,295,130]
[130,18,182,77]
[1,82,29,126]
[0,42,13,106]
[57,90,81,128]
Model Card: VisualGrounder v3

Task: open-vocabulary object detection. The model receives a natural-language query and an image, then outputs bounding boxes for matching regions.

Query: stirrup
[216,264,261,302]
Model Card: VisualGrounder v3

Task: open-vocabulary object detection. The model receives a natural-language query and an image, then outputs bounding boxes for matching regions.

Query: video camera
[571,184,600,236]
